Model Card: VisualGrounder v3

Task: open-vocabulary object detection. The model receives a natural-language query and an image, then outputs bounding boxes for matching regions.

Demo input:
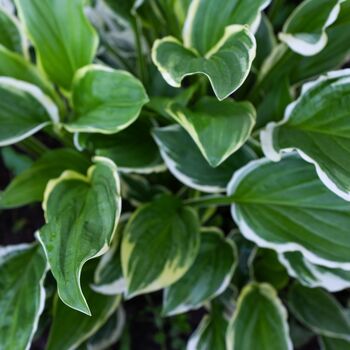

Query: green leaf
[163,228,237,316]
[1,146,33,175]
[0,7,26,54]
[152,25,256,101]
[167,97,256,167]
[226,283,292,350]
[38,157,121,315]
[153,125,256,193]
[0,244,48,350]
[227,154,350,269]
[187,304,228,350]
[320,336,350,350]
[183,0,270,55]
[279,251,350,292]
[46,265,121,350]
[14,0,98,90]
[0,77,58,146]
[0,148,90,209]
[261,69,350,201]
[279,0,341,56]
[0,46,56,98]
[287,283,350,340]
[65,65,149,134]
[121,194,200,298]
[76,118,164,174]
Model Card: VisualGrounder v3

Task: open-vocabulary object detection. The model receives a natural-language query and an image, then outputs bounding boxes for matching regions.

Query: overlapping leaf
[153,125,256,193]
[0,244,47,350]
[226,283,292,350]
[38,157,121,315]
[261,69,350,200]
[121,194,200,298]
[163,228,237,316]
[167,97,255,167]
[228,154,350,269]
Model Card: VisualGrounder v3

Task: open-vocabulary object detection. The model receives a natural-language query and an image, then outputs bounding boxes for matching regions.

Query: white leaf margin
[260,69,350,201]
[0,242,48,350]
[227,153,350,270]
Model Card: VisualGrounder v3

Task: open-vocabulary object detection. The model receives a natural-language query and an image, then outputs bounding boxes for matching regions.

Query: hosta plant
[1,0,350,349]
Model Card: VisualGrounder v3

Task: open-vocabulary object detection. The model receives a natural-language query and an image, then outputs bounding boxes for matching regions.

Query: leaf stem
[184,195,233,208]
[132,16,148,85]
[17,137,48,158]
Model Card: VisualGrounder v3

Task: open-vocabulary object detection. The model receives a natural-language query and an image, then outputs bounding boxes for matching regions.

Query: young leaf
[0,77,59,146]
[38,157,122,315]
[228,154,350,269]
[287,283,350,340]
[163,228,237,316]
[46,265,121,350]
[153,125,256,193]
[152,25,256,101]
[261,69,350,201]
[0,7,26,54]
[279,0,341,56]
[14,0,98,90]
[226,283,292,350]
[121,194,200,298]
[76,118,164,174]
[279,251,350,292]
[183,0,270,54]
[0,244,48,350]
[187,304,228,350]
[0,148,90,209]
[65,65,149,134]
[167,97,256,167]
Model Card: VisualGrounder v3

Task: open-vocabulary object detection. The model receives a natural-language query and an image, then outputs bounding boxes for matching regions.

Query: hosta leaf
[0,46,55,99]
[183,0,270,54]
[167,97,256,167]
[261,69,350,201]
[121,194,200,298]
[279,251,350,292]
[228,154,350,269]
[0,148,90,209]
[38,157,121,315]
[320,336,350,350]
[46,265,121,350]
[0,7,26,54]
[279,0,342,56]
[163,228,237,316]
[65,65,149,134]
[152,25,256,101]
[14,0,98,90]
[92,216,129,296]
[0,77,58,146]
[187,305,228,350]
[287,283,350,340]
[226,283,292,350]
[76,118,164,174]
[153,125,256,193]
[0,244,48,350]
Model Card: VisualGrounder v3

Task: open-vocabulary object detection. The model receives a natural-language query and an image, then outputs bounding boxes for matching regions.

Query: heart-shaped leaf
[226,283,292,350]
[153,125,256,193]
[279,0,342,56]
[261,69,350,201]
[152,25,256,101]
[167,97,256,166]
[0,77,59,146]
[121,194,200,298]
[65,65,149,134]
[15,0,98,90]
[0,244,48,350]
[228,154,350,270]
[38,157,122,315]
[163,228,237,316]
